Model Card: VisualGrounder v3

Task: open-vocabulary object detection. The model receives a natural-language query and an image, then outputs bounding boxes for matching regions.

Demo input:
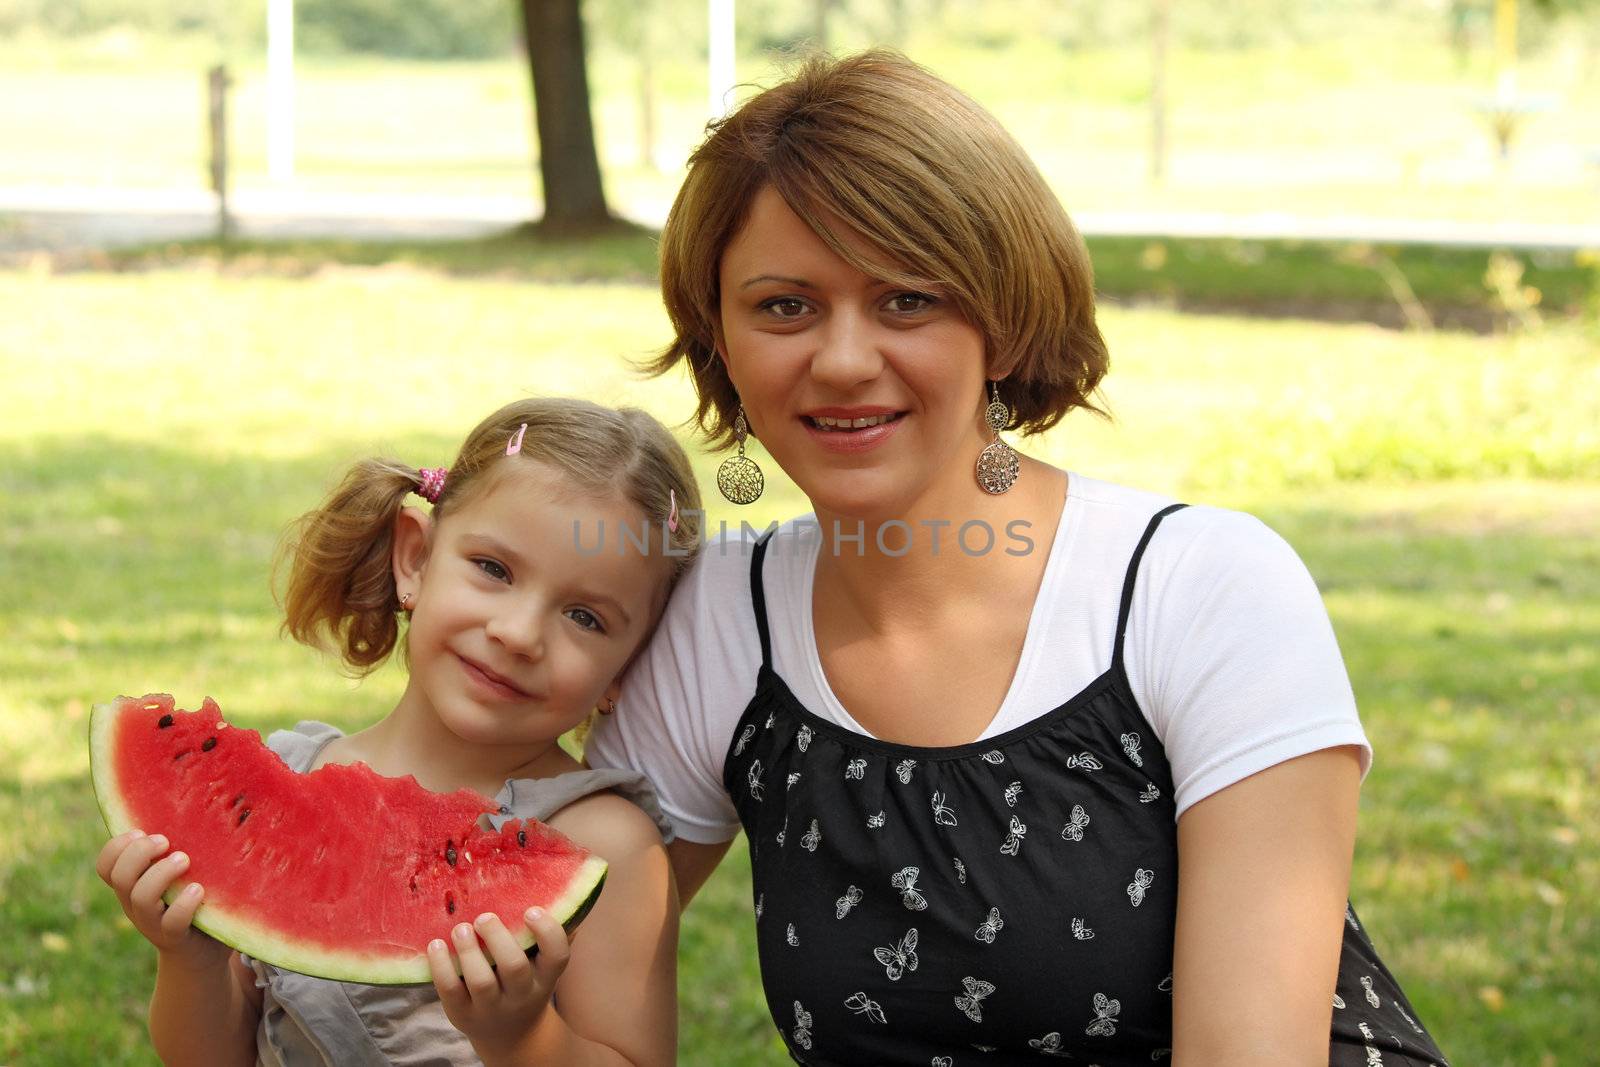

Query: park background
[1,0,1597,1063]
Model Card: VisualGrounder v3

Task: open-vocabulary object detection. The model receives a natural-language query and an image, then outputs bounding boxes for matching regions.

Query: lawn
[1,244,1597,1064]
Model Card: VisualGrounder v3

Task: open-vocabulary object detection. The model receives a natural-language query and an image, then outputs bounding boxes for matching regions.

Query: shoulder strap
[1112,503,1189,670]
[748,532,775,668]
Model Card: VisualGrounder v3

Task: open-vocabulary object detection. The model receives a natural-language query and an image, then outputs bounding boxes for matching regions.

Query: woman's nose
[808,309,883,389]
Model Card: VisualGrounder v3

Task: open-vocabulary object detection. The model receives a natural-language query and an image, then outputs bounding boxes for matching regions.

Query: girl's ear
[392,505,433,604]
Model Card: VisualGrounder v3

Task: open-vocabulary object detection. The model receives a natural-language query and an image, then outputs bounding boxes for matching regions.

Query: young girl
[95,397,701,1067]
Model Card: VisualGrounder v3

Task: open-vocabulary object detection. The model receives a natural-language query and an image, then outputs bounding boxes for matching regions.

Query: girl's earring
[717,405,765,505]
[976,380,1020,495]
[399,592,413,611]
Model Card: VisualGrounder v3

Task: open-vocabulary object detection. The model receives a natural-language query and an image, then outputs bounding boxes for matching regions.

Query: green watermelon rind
[89,697,610,986]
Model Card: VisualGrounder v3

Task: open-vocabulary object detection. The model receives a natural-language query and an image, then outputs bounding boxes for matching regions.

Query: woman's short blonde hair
[654,49,1108,448]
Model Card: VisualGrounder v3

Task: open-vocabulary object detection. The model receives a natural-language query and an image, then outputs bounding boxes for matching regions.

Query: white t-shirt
[587,473,1372,844]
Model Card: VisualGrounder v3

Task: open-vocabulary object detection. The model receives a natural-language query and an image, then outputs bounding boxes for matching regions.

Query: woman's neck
[342,687,578,797]
[810,457,1068,631]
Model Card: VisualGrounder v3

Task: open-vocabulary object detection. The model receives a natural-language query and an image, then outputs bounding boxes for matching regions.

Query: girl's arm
[431,793,678,1067]
[96,831,259,1067]
[1170,746,1362,1065]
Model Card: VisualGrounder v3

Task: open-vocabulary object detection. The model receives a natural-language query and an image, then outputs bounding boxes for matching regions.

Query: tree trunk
[519,0,611,230]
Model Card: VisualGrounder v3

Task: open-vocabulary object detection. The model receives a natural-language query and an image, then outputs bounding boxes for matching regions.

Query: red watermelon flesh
[90,694,608,985]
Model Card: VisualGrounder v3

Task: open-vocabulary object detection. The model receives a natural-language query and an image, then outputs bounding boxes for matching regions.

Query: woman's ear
[392,505,433,605]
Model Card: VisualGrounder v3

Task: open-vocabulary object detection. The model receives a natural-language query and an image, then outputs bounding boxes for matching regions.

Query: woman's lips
[800,411,906,453]
[457,655,530,701]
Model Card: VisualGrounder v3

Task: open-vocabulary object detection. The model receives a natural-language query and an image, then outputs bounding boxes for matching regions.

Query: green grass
[1,244,1598,1064]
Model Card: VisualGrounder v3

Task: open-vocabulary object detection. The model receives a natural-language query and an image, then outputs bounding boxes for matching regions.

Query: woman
[589,51,1448,1066]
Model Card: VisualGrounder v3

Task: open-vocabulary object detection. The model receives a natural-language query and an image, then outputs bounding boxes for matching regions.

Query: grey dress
[243,721,672,1067]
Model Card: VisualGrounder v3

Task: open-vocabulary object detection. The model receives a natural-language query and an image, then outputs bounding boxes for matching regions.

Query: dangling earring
[976,380,1020,495]
[717,405,765,505]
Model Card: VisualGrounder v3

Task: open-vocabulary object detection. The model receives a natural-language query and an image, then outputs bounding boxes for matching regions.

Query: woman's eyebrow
[740,274,814,290]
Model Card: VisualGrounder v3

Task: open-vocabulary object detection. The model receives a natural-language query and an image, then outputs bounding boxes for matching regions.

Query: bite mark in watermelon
[89,694,608,985]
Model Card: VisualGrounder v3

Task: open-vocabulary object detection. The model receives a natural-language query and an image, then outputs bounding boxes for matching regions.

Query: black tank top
[722,505,1449,1066]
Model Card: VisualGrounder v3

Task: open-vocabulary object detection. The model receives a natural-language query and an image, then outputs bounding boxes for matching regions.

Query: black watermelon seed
[445,892,456,915]
[157,714,174,729]
[445,841,458,867]
[201,737,217,752]
[517,829,527,847]
[237,808,252,825]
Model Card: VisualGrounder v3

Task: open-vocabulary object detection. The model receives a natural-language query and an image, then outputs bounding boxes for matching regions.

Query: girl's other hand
[428,907,570,1060]
[95,829,230,972]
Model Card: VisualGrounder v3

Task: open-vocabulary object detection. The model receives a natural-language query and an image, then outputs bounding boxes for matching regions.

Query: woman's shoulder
[659,513,820,627]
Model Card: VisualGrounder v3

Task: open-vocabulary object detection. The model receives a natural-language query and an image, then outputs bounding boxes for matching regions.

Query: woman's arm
[1171,746,1362,1065]
[666,837,733,909]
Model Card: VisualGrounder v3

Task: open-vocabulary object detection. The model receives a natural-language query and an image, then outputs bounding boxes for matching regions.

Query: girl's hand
[428,908,570,1061]
[95,829,230,972]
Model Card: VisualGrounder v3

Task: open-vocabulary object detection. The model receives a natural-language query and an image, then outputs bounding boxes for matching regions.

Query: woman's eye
[566,607,605,633]
[474,558,510,582]
[760,297,809,319]
[887,292,936,314]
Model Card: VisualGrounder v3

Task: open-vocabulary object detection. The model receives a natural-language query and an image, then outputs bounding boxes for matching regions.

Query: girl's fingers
[128,850,189,918]
[157,882,205,939]
[524,907,570,987]
[95,830,142,885]
[472,913,533,990]
[426,938,469,1012]
[108,833,168,895]
[452,922,499,998]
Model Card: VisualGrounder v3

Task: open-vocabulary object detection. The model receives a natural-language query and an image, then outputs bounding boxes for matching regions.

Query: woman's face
[716,185,991,522]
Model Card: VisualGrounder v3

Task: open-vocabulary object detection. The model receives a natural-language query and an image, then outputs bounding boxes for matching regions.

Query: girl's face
[394,462,667,749]
[716,185,992,522]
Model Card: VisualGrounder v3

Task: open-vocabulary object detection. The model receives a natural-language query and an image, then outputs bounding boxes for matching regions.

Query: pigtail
[276,457,421,673]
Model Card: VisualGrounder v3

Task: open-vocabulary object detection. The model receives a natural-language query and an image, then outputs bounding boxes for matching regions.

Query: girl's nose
[485,608,545,660]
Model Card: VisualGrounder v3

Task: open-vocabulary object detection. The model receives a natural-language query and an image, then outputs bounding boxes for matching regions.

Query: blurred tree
[519,0,612,230]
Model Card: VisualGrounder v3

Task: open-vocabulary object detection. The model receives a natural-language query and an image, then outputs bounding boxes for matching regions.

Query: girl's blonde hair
[278,397,702,674]
[654,49,1109,448]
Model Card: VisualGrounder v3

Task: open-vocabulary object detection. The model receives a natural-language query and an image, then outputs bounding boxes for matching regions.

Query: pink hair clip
[667,488,679,533]
[417,467,448,503]
[506,422,527,456]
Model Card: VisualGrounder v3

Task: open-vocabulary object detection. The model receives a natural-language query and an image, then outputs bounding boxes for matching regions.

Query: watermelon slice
[89,694,608,985]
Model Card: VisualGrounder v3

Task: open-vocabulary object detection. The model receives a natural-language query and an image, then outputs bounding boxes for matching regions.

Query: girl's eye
[474,558,510,582]
[566,607,605,633]
[759,297,810,319]
[886,292,937,314]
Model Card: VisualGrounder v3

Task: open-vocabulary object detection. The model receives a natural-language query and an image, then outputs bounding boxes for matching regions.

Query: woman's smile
[800,407,908,452]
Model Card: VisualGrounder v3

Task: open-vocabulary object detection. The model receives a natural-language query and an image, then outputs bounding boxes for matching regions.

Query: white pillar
[708,0,736,119]
[267,0,295,181]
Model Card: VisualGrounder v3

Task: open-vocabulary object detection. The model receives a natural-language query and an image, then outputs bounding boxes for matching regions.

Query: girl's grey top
[244,720,671,1067]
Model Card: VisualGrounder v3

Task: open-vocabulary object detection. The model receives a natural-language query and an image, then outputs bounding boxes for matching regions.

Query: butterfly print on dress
[1028,1032,1071,1057]
[1071,917,1094,940]
[791,1002,812,1050]
[974,907,1003,944]
[796,724,813,752]
[754,893,763,920]
[835,885,862,919]
[1003,781,1023,807]
[891,866,929,911]
[1333,992,1346,1009]
[845,992,887,1024]
[1127,868,1154,907]
[800,819,822,852]
[895,759,917,784]
[867,810,886,830]
[954,977,994,1022]
[845,758,866,780]
[1084,992,1120,1037]
[746,759,765,801]
[999,814,1027,856]
[1139,782,1161,803]
[1361,974,1381,1008]
[734,723,755,755]
[1061,803,1090,842]
[874,927,919,981]
[980,750,1005,764]
[930,1058,953,1067]
[931,791,959,827]
[786,772,801,790]
[785,923,798,946]
[952,856,967,884]
[1120,731,1144,767]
